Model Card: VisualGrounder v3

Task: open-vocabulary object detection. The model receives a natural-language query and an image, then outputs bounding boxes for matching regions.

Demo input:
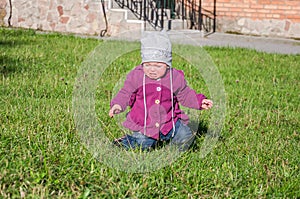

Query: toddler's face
[142,62,168,80]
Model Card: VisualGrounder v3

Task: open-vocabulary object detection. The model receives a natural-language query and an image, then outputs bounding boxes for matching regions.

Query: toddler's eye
[143,63,166,69]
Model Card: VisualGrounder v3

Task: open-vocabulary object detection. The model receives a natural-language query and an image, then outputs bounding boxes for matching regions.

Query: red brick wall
[198,0,300,37]
[202,0,300,22]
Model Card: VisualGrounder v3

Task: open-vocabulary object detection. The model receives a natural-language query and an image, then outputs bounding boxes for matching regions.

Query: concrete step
[109,0,141,20]
[106,0,197,36]
[107,8,144,36]
[143,19,189,31]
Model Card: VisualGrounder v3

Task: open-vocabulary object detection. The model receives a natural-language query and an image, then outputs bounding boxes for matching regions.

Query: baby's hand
[201,99,213,110]
[109,104,122,118]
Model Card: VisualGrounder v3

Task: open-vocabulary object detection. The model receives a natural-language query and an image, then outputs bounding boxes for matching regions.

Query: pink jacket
[111,65,206,139]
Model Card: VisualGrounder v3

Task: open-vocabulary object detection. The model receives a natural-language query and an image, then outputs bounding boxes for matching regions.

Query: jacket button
[155,122,160,128]
[156,87,161,91]
[155,99,160,104]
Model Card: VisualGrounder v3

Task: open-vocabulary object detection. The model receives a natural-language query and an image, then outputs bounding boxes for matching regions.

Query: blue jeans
[114,120,195,151]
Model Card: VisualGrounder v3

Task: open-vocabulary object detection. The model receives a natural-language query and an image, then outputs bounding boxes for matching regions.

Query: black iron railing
[114,0,216,35]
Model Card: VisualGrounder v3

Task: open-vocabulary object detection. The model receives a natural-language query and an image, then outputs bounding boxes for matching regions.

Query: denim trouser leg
[115,120,195,151]
[170,121,195,152]
[131,132,157,150]
[114,132,156,151]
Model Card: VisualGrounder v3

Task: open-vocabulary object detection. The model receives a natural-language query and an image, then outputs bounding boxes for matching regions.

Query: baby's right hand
[109,104,122,118]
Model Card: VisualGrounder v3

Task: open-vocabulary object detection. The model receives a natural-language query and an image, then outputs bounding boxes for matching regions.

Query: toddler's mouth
[148,73,158,78]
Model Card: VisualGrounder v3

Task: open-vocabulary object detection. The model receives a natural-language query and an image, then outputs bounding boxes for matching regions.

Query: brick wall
[202,0,300,38]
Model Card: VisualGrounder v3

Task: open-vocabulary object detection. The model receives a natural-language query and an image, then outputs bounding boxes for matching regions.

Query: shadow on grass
[0,40,27,46]
[190,120,224,151]
[0,29,39,75]
[0,39,39,76]
[0,55,24,75]
[0,33,36,47]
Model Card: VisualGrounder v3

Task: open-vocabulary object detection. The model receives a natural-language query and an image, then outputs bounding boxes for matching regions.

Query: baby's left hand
[201,99,213,110]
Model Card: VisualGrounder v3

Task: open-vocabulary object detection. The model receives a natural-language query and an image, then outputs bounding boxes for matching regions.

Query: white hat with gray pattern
[141,30,172,66]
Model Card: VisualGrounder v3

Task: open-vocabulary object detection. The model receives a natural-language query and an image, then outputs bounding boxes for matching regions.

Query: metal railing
[114,0,216,35]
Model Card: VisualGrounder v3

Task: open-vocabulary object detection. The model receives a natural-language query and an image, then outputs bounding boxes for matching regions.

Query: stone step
[143,19,188,31]
[109,0,140,20]
[106,0,197,36]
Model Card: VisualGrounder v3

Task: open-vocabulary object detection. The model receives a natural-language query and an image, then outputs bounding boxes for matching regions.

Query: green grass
[1,28,299,198]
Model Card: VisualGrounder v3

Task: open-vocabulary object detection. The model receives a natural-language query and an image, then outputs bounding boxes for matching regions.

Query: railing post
[199,0,202,31]
[213,0,216,32]
[182,0,185,20]
[140,0,142,19]
[144,0,147,30]
[161,0,164,29]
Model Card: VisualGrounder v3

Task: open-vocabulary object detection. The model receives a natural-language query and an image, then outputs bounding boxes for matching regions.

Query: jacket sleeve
[174,70,207,110]
[110,70,137,112]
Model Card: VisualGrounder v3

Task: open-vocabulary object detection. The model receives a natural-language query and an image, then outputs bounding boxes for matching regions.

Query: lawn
[0,28,299,198]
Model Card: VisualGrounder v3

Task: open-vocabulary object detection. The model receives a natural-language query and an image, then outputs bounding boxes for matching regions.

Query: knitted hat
[141,31,172,66]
